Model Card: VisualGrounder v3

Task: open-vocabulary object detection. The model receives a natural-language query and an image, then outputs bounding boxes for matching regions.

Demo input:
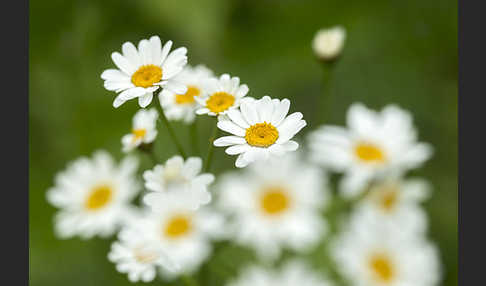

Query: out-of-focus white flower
[121,108,158,152]
[159,65,214,123]
[312,26,346,61]
[216,153,328,260]
[214,96,306,168]
[143,195,225,280]
[308,103,433,198]
[142,155,214,210]
[353,176,432,235]
[101,36,188,108]
[46,151,140,239]
[108,209,174,283]
[227,259,333,286]
[332,218,441,286]
[195,73,249,116]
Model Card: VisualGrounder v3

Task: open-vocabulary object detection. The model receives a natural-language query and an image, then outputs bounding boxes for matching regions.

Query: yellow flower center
[260,187,290,215]
[132,128,147,142]
[175,85,199,104]
[131,65,162,88]
[379,188,398,212]
[85,185,113,211]
[369,254,395,283]
[206,92,235,113]
[245,122,279,147]
[164,214,192,239]
[354,142,386,163]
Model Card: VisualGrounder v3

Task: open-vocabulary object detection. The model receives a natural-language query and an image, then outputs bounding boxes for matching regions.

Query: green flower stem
[154,95,187,159]
[203,120,220,172]
[190,120,199,155]
[319,61,336,125]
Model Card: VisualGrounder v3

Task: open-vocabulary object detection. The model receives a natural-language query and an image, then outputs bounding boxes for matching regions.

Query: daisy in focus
[141,195,225,280]
[312,26,346,61]
[121,108,158,153]
[195,73,249,116]
[227,259,333,286]
[216,153,328,260]
[46,151,139,239]
[143,155,214,210]
[214,96,306,168]
[307,103,433,197]
[352,176,432,235]
[108,210,174,283]
[331,220,441,286]
[101,35,188,108]
[159,65,214,123]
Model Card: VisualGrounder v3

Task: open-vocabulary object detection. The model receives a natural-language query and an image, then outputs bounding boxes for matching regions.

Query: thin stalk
[203,121,219,172]
[190,120,199,155]
[154,95,187,159]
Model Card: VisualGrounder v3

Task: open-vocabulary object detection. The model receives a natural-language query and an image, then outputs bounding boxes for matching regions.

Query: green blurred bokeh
[29,0,457,285]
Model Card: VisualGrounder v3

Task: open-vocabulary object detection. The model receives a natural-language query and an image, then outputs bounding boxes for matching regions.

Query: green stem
[154,95,187,159]
[190,120,199,156]
[203,121,219,172]
[319,61,336,125]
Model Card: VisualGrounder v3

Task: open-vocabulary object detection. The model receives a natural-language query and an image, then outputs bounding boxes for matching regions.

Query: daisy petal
[138,93,153,108]
[214,136,247,146]
[217,120,246,136]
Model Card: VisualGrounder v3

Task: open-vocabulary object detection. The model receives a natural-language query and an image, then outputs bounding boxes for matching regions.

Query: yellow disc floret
[164,214,192,239]
[175,85,199,104]
[354,142,386,163]
[85,184,113,211]
[369,254,395,283]
[131,65,163,88]
[260,187,290,215]
[206,92,235,113]
[245,122,279,147]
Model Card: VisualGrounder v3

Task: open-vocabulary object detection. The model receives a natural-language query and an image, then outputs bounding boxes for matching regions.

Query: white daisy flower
[121,108,158,153]
[312,26,346,61]
[159,65,214,123]
[216,153,328,260]
[108,210,174,283]
[332,219,441,286]
[353,176,432,235]
[101,35,188,108]
[214,96,306,168]
[142,155,214,210]
[143,194,225,280]
[227,259,333,286]
[308,103,433,198]
[195,73,249,116]
[46,151,140,239]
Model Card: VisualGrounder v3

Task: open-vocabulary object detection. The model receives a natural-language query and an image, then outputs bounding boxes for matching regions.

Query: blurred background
[29,0,457,285]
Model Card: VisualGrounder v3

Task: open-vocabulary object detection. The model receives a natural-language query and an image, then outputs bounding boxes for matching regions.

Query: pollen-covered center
[245,122,279,147]
[131,65,162,88]
[206,92,235,113]
[85,184,113,211]
[260,187,290,215]
[368,253,395,283]
[132,128,147,142]
[175,85,199,105]
[379,187,399,212]
[164,214,192,239]
[354,142,386,163]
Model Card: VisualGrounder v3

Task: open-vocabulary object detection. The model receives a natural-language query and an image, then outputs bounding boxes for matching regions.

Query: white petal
[235,154,249,168]
[160,40,173,64]
[164,80,187,94]
[270,98,290,126]
[138,93,153,108]
[256,96,274,122]
[217,120,246,136]
[225,144,250,155]
[122,42,141,67]
[276,112,306,143]
[227,109,250,128]
[235,84,249,98]
[214,136,246,146]
[240,100,259,125]
[101,69,130,81]
[149,36,162,65]
[138,39,152,65]
[111,52,135,75]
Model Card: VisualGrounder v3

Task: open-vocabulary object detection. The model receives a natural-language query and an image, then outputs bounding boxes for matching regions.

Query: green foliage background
[29,0,457,285]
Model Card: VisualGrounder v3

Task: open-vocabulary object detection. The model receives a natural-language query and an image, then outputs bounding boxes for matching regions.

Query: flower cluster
[46,33,442,285]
